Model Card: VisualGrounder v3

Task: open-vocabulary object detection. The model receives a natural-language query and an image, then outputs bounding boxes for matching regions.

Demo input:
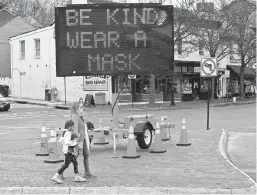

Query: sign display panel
[55,4,174,76]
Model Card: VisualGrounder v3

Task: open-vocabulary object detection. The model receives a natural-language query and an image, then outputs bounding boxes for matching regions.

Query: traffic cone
[36,124,49,156]
[160,117,169,141]
[150,122,166,153]
[123,125,140,159]
[44,129,64,163]
[94,118,109,145]
[177,118,191,146]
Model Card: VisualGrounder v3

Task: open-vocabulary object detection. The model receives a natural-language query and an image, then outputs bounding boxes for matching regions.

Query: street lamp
[12,68,26,98]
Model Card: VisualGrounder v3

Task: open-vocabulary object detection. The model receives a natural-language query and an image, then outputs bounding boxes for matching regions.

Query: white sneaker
[52,173,63,184]
[75,174,86,182]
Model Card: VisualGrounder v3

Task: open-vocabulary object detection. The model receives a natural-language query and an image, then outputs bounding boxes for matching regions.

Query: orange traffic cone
[150,122,166,153]
[123,125,140,159]
[177,118,191,146]
[44,129,64,163]
[94,118,109,145]
[36,124,49,156]
[161,117,169,141]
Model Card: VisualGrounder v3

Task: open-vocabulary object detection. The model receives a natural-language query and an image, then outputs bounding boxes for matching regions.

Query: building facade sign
[83,76,108,91]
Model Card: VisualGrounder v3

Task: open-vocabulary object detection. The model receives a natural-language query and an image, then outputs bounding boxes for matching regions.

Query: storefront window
[182,66,187,73]
[135,75,150,94]
[175,66,181,72]
[118,75,131,94]
[116,75,182,96]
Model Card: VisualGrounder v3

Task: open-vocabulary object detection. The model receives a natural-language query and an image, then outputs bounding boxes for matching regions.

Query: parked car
[0,93,10,111]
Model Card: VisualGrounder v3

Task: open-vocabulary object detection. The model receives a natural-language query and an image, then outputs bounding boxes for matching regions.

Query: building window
[178,38,182,55]
[199,41,204,55]
[34,39,40,58]
[174,66,181,72]
[20,40,25,60]
[182,66,187,72]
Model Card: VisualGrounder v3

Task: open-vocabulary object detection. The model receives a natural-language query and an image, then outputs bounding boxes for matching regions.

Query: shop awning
[227,65,256,77]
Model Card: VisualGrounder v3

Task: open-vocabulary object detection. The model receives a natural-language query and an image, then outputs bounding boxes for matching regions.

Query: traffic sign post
[200,58,218,130]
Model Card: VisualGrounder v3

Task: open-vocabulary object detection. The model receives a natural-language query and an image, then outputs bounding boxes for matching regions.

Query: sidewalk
[6,96,256,111]
[0,129,256,194]
[227,132,256,182]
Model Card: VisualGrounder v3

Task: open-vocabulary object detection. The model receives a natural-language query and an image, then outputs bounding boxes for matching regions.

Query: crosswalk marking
[0,112,69,120]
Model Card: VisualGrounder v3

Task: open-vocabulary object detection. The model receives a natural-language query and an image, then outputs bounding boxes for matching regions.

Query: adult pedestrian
[70,102,97,178]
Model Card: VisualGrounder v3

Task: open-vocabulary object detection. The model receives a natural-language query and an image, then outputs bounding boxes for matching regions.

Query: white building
[9,24,112,103]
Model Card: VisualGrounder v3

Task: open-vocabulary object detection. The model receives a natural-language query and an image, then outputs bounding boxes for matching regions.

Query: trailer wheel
[137,124,153,149]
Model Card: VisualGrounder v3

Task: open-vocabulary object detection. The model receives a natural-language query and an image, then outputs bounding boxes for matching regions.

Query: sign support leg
[207,77,211,130]
[64,76,66,105]
[111,75,119,158]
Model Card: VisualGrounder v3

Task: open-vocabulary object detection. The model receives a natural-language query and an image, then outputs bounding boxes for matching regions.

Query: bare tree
[223,0,256,98]
[0,0,9,9]
[185,0,235,100]
[2,0,68,27]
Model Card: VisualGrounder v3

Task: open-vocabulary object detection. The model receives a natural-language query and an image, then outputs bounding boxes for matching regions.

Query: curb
[219,129,256,194]
[123,101,256,111]
[8,99,70,110]
[1,186,256,195]
[54,105,70,110]
[8,99,255,111]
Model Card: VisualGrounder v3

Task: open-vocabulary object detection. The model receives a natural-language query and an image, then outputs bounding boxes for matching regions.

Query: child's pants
[58,153,78,174]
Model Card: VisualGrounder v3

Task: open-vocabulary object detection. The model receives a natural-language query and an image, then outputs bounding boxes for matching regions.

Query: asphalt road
[0,102,255,183]
[0,103,255,150]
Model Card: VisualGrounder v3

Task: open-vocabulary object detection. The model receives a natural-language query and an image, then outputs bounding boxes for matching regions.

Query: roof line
[19,16,42,29]
[0,7,16,16]
[0,15,36,30]
[9,24,54,41]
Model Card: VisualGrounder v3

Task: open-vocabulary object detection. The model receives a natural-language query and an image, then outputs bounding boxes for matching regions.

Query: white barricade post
[36,123,49,156]
[94,118,109,145]
[111,131,118,158]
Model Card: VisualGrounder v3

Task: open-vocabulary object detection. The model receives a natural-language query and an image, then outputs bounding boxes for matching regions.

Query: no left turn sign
[200,58,218,77]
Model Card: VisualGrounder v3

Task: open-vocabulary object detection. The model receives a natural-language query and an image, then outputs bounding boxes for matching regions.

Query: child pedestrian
[52,120,86,184]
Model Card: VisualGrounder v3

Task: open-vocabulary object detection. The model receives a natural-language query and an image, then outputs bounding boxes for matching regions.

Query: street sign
[224,70,230,78]
[194,67,200,73]
[128,75,136,79]
[200,58,218,77]
[55,4,174,77]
